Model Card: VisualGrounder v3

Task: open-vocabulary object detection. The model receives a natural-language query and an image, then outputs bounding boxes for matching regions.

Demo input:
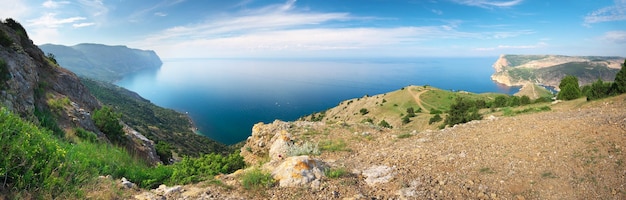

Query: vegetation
[155,141,174,164]
[0,30,12,47]
[324,167,349,179]
[80,78,228,156]
[502,106,551,116]
[320,140,351,152]
[429,114,443,125]
[443,97,482,127]
[169,152,245,185]
[582,79,614,101]
[557,75,582,100]
[92,106,125,144]
[0,59,10,88]
[378,119,392,129]
[74,127,98,143]
[241,168,275,190]
[286,141,321,156]
[613,59,626,94]
[359,108,369,115]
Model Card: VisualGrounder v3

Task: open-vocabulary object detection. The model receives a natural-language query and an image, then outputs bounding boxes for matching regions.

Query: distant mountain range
[40,43,162,82]
[491,54,625,89]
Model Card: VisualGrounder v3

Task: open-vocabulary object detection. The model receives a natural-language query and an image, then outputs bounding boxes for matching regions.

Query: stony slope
[491,54,624,89]
[127,91,626,199]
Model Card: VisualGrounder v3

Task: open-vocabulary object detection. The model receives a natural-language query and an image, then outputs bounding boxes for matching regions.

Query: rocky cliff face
[0,20,161,165]
[40,43,162,82]
[491,54,624,89]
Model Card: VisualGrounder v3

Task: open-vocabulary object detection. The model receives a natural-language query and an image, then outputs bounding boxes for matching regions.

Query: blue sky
[1,0,625,58]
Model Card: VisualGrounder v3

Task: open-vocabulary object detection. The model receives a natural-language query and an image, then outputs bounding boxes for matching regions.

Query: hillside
[491,54,624,89]
[40,43,162,82]
[122,88,626,200]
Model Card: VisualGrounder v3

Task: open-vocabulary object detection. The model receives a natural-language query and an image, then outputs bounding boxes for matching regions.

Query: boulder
[362,165,395,186]
[270,156,326,188]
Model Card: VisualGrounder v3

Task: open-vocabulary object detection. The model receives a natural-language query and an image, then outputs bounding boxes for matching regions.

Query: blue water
[117,57,518,144]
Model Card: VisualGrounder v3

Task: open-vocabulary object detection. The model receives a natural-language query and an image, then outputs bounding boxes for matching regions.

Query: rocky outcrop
[124,124,162,165]
[491,54,624,89]
[40,43,162,82]
[0,20,101,134]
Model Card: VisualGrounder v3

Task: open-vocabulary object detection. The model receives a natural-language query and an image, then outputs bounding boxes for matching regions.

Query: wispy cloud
[432,9,443,15]
[43,0,70,9]
[154,12,168,17]
[78,0,109,17]
[129,0,185,22]
[73,22,95,28]
[0,0,30,20]
[27,13,86,28]
[602,31,626,43]
[584,0,626,25]
[451,0,523,8]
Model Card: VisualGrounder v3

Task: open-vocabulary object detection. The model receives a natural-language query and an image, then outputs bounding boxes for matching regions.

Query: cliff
[40,43,162,82]
[491,54,624,89]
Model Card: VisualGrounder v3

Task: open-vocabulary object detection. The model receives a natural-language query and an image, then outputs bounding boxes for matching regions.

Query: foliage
[155,141,173,164]
[396,133,413,139]
[0,30,12,47]
[74,127,97,143]
[46,53,58,65]
[503,106,551,116]
[401,116,411,124]
[429,109,442,114]
[444,97,482,127]
[241,168,275,190]
[169,152,245,185]
[34,105,64,137]
[80,78,228,156]
[0,107,71,198]
[493,95,508,108]
[520,95,531,105]
[429,114,443,125]
[319,140,351,152]
[507,96,521,107]
[613,59,626,94]
[324,167,349,179]
[361,118,374,124]
[46,95,71,112]
[359,108,369,115]
[378,119,392,129]
[557,75,582,100]
[406,107,417,117]
[92,106,125,143]
[584,79,613,101]
[310,111,325,122]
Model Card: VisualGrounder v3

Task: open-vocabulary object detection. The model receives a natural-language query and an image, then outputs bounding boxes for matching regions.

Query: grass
[241,168,275,190]
[324,167,349,179]
[396,133,413,139]
[502,105,551,116]
[479,167,495,174]
[541,172,558,179]
[319,140,351,152]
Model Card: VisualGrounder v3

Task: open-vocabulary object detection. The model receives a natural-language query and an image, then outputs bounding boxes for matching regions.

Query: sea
[116,57,518,145]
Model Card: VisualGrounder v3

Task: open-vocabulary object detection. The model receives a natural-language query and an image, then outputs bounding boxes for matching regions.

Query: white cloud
[602,31,626,43]
[584,0,626,25]
[0,0,30,20]
[154,12,168,17]
[78,0,109,17]
[73,22,95,28]
[432,9,443,15]
[451,0,523,8]
[27,13,86,28]
[43,0,70,9]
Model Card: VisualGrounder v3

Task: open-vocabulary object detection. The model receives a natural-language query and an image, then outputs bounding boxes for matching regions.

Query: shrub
[241,168,275,190]
[155,141,173,164]
[361,118,374,124]
[508,96,521,107]
[612,59,626,94]
[0,30,12,47]
[557,75,581,100]
[520,95,531,105]
[92,106,125,143]
[359,108,369,115]
[169,152,245,185]
[444,97,482,127]
[406,107,416,117]
[429,114,442,124]
[286,141,320,157]
[74,128,97,143]
[585,79,613,101]
[378,119,392,129]
[401,116,411,124]
[429,109,442,114]
[493,95,508,108]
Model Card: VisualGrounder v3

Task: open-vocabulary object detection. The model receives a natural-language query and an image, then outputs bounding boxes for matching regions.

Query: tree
[359,108,369,115]
[508,96,521,107]
[613,59,626,94]
[557,75,581,100]
[428,114,442,125]
[444,97,482,127]
[401,116,411,124]
[586,79,612,100]
[378,119,392,129]
[520,95,531,105]
[92,106,125,143]
[493,95,508,108]
[406,107,416,117]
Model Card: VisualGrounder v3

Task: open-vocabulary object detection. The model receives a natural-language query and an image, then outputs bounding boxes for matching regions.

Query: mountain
[491,54,624,89]
[39,43,162,82]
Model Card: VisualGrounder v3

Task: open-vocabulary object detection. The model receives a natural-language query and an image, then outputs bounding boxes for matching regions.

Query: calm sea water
[117,57,517,144]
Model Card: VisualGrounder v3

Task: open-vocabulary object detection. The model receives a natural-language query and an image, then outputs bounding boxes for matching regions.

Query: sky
[1,0,625,58]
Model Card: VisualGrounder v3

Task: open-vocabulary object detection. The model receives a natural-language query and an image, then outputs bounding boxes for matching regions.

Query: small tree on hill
[378,119,392,129]
[493,96,508,108]
[444,97,482,127]
[557,75,581,100]
[613,59,626,94]
[520,95,531,105]
[93,106,125,143]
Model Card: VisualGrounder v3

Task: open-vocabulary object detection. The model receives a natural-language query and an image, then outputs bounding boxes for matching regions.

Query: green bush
[508,96,521,107]
[429,114,443,125]
[378,119,392,129]
[401,116,411,124]
[493,95,508,108]
[612,59,626,94]
[585,79,613,101]
[557,75,581,100]
[429,109,442,114]
[520,95,531,105]
[92,106,125,143]
[169,152,245,185]
[155,141,173,164]
[74,128,97,143]
[241,168,275,190]
[444,97,482,127]
[359,108,369,115]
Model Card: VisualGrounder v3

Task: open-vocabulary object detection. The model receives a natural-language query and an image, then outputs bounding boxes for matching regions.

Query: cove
[116,57,518,145]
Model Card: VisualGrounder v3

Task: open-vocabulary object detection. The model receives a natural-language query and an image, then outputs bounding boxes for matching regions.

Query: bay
[116,57,517,145]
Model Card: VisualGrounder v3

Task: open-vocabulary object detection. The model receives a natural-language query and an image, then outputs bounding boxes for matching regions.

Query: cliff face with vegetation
[491,54,624,89]
[40,43,162,82]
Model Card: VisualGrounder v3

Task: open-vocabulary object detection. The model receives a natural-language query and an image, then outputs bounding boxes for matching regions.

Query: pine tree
[557,75,581,100]
[613,59,626,94]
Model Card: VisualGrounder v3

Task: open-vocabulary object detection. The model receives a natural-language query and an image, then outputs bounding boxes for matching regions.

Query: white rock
[271,155,327,188]
[362,165,395,186]
[121,177,135,189]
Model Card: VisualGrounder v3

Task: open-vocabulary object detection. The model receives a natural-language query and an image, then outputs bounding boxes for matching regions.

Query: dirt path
[409,87,431,113]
